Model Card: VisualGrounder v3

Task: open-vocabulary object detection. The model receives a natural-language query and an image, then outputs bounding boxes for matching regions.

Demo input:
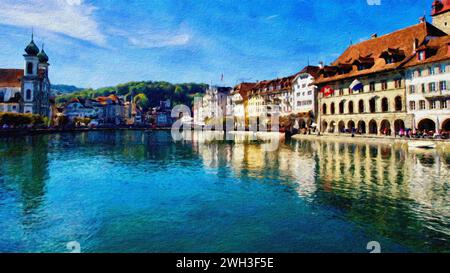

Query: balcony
[424,90,450,99]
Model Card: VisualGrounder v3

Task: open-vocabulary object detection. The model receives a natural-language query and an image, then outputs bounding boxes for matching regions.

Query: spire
[25,28,40,56]
[38,43,49,63]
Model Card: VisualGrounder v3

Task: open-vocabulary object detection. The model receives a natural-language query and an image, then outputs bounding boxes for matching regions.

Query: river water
[0,130,449,253]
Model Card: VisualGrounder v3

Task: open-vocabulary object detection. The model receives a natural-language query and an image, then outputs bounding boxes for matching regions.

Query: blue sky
[0,0,434,88]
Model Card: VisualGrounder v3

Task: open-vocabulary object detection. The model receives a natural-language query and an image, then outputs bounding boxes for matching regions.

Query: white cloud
[0,0,105,45]
[128,33,191,48]
[109,27,191,49]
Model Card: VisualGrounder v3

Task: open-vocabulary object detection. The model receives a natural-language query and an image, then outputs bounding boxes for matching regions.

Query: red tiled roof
[252,74,297,95]
[0,69,23,88]
[315,22,447,84]
[298,66,320,78]
[402,35,450,68]
[432,0,450,16]
[232,82,257,98]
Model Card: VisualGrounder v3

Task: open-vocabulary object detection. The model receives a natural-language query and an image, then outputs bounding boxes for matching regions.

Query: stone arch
[369,120,378,134]
[358,99,364,113]
[418,118,436,132]
[442,119,450,131]
[395,96,403,111]
[338,120,346,133]
[322,120,328,133]
[357,120,366,134]
[348,120,356,131]
[322,103,327,115]
[381,97,389,112]
[348,101,354,114]
[330,102,335,115]
[394,119,405,134]
[339,101,345,114]
[329,121,336,133]
[380,119,391,135]
[369,98,376,113]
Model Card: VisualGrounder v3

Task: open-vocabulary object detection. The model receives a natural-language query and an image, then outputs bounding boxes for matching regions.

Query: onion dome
[25,36,40,56]
[37,45,49,63]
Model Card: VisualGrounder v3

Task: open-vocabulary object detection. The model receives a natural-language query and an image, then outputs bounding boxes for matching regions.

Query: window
[0,92,4,102]
[26,89,32,100]
[439,81,447,91]
[429,67,435,76]
[339,101,345,114]
[307,91,312,95]
[348,101,354,114]
[409,85,416,94]
[431,100,437,109]
[381,80,388,90]
[416,69,422,77]
[370,82,376,92]
[395,96,403,111]
[429,82,436,92]
[359,100,364,113]
[381,98,389,112]
[26,62,33,74]
[439,64,446,73]
[421,83,426,93]
[394,79,402,89]
[418,51,426,61]
[419,100,426,110]
[409,101,416,111]
[339,89,344,96]
[442,99,448,109]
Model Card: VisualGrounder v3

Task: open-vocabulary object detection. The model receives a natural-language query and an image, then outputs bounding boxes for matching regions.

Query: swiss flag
[320,86,334,97]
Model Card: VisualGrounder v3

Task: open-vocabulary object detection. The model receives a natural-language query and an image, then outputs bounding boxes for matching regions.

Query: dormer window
[418,50,426,61]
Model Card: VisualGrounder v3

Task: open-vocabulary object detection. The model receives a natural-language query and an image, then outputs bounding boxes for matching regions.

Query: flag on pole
[221,73,224,82]
[350,79,363,92]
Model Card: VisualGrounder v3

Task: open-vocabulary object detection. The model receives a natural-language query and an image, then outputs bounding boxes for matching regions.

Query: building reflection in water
[0,135,49,219]
[187,131,450,252]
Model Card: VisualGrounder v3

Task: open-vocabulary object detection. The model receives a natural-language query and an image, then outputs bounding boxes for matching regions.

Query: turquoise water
[0,130,449,253]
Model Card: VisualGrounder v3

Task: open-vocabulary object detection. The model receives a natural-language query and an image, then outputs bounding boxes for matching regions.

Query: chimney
[318,61,324,69]
[419,16,426,23]
[371,33,378,39]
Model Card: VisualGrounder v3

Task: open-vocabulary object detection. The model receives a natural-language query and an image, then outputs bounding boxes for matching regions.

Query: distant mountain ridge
[51,84,84,94]
[55,81,209,109]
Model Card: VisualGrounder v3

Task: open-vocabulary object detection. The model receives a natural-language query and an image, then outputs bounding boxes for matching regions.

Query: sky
[0,0,436,88]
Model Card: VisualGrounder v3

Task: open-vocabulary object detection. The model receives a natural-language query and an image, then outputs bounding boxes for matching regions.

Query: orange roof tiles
[315,22,447,84]
[0,69,23,88]
[402,35,450,68]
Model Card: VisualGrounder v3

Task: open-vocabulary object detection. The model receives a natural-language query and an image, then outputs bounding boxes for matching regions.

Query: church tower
[22,33,40,114]
[432,0,450,34]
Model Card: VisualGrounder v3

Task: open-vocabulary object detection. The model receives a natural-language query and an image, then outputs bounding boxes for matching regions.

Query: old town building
[247,75,296,128]
[316,20,447,136]
[193,86,231,126]
[0,35,52,117]
[292,66,320,128]
[228,83,255,129]
[403,35,450,133]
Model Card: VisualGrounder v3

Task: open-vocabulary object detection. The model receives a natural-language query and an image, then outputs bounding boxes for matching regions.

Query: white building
[0,35,52,117]
[194,86,231,125]
[292,66,319,118]
[404,35,450,133]
[228,83,255,129]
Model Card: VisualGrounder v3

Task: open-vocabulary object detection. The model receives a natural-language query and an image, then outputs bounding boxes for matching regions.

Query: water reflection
[0,136,49,216]
[0,131,449,252]
[184,131,450,252]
